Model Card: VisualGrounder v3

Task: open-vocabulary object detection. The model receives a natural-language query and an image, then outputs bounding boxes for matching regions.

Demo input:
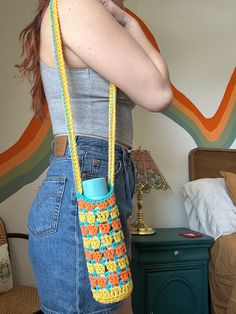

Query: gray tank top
[40,62,135,148]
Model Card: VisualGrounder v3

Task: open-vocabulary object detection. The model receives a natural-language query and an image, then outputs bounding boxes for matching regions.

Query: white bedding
[183,178,236,239]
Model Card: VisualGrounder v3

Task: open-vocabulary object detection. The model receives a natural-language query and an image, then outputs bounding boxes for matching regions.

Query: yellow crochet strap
[50,0,117,193]
[50,0,82,193]
[108,83,117,187]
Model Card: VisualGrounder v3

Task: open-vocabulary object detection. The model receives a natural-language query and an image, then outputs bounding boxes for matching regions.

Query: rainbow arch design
[126,8,236,148]
[0,8,235,202]
[0,110,53,202]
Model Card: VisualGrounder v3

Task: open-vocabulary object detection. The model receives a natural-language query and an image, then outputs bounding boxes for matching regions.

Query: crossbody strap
[49,0,117,195]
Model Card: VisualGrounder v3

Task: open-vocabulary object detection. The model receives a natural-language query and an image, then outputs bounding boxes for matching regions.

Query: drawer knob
[174,250,179,256]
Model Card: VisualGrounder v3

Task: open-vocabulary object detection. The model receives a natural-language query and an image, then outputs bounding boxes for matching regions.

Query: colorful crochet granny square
[78,193,133,303]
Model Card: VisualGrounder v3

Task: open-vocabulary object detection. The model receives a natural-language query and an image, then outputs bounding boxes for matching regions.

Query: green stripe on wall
[0,130,53,202]
[164,101,236,148]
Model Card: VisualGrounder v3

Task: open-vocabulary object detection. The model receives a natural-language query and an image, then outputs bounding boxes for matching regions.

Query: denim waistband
[52,135,130,160]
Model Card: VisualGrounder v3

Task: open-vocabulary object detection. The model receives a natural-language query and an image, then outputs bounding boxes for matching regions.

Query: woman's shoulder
[57,0,103,20]
[40,0,93,69]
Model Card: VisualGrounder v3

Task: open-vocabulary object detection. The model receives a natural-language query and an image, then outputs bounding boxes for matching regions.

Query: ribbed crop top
[40,61,136,149]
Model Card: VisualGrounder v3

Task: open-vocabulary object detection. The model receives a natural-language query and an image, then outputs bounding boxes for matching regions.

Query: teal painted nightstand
[131,228,214,314]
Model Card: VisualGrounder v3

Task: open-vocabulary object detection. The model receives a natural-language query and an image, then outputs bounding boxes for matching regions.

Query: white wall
[0,0,235,286]
[127,0,236,228]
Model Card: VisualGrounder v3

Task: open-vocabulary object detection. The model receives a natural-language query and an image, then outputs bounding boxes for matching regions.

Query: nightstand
[130,227,214,314]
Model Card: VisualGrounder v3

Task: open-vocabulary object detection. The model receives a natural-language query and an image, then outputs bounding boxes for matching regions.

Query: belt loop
[51,138,55,151]
[54,135,68,157]
[122,146,133,210]
[122,146,126,164]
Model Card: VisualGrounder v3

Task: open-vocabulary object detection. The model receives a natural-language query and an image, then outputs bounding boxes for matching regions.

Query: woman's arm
[57,0,173,112]
[126,20,170,82]
[100,0,170,82]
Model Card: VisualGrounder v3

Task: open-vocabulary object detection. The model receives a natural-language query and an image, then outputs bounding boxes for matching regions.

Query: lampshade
[130,147,170,193]
[129,147,170,235]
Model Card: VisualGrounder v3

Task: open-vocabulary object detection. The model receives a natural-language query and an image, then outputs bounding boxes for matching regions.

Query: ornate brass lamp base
[130,220,156,235]
[130,190,156,235]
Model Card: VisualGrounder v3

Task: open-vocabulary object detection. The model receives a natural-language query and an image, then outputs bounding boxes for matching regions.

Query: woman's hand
[98,0,134,28]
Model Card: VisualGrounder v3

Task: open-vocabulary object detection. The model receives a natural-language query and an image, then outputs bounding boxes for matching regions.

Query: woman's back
[40,60,135,148]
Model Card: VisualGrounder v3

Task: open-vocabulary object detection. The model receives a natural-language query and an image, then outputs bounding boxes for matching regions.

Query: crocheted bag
[50,0,133,304]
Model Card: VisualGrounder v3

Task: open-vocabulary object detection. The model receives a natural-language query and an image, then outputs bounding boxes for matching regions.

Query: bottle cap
[82,177,108,200]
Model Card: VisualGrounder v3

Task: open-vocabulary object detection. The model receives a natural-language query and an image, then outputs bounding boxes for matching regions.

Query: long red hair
[16,0,50,118]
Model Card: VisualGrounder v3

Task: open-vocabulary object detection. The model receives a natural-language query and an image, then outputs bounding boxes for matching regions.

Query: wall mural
[0,8,235,202]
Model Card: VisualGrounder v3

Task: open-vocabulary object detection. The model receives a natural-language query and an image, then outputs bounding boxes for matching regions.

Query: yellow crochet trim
[108,83,117,187]
[92,283,133,304]
[51,0,83,193]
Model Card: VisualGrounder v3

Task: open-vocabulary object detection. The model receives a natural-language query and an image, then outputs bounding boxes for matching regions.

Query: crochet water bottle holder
[50,0,133,304]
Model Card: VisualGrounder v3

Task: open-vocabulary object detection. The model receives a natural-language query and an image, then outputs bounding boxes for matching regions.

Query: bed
[187,147,236,314]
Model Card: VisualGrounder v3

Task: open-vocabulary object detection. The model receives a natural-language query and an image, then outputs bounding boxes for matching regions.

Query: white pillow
[0,243,13,293]
[183,194,205,234]
[183,178,236,239]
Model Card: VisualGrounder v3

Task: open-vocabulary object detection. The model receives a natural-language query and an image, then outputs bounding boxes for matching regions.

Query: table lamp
[130,147,170,235]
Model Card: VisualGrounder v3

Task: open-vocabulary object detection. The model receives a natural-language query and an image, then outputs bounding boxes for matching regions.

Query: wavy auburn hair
[16,0,50,118]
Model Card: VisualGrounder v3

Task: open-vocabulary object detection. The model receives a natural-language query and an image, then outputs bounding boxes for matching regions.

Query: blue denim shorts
[28,136,136,314]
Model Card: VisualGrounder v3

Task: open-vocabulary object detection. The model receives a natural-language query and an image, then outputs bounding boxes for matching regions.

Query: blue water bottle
[82,177,108,200]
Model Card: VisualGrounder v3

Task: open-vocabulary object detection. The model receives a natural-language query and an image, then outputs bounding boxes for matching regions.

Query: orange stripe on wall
[210,70,236,123]
[0,116,42,164]
[174,87,236,141]
[125,8,160,51]
[0,107,49,164]
[126,7,236,136]
[0,116,51,176]
[172,69,236,131]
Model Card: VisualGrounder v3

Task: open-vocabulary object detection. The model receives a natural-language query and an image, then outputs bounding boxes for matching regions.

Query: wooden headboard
[189,147,236,181]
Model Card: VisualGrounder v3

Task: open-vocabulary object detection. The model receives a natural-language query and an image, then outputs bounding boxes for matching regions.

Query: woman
[17,0,172,313]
